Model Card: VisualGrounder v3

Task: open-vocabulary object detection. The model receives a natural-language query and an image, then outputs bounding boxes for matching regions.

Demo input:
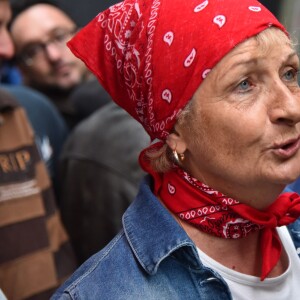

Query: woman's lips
[273,137,300,159]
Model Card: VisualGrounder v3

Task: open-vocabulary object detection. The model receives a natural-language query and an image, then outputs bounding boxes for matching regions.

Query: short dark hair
[9,0,60,25]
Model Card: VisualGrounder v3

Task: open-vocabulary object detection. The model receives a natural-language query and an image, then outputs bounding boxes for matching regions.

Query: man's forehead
[11,4,75,44]
[12,4,74,28]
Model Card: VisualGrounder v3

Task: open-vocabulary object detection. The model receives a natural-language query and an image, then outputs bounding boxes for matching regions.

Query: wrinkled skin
[168,28,300,209]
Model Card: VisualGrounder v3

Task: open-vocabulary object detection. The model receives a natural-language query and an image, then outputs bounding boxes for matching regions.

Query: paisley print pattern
[68,0,285,140]
[139,143,300,280]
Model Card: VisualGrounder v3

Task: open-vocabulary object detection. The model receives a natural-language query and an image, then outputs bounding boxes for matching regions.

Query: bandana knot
[139,147,300,280]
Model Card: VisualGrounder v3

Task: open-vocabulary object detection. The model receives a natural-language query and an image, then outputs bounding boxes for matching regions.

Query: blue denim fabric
[52,176,300,300]
[288,217,300,254]
[285,178,300,194]
[284,183,300,252]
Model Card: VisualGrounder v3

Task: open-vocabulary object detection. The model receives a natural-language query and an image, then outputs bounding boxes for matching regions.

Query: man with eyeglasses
[9,0,103,129]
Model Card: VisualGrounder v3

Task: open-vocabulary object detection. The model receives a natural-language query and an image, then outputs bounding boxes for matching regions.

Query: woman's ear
[166,131,187,154]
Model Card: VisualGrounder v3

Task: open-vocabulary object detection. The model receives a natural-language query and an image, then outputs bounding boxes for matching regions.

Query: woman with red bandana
[52,0,300,299]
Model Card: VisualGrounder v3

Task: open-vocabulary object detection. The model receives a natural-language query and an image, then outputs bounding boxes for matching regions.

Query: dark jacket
[59,101,150,263]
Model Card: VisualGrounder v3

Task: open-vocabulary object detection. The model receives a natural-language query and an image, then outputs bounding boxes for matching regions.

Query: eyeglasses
[17,28,77,66]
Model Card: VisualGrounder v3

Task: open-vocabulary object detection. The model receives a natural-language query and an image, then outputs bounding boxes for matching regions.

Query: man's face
[11,4,88,92]
[0,0,14,68]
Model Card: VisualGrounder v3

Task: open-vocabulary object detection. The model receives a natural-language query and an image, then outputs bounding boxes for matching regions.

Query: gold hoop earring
[173,150,185,164]
[178,153,185,162]
[173,149,180,163]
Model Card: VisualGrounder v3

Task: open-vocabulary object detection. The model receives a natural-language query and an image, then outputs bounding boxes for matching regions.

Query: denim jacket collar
[122,175,202,275]
[123,176,300,277]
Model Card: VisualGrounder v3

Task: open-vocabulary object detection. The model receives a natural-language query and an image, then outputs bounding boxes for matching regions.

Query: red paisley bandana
[140,146,300,281]
[67,0,286,141]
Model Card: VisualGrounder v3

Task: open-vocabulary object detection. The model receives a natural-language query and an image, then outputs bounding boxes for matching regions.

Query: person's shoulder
[62,101,149,157]
[51,229,144,299]
[1,84,68,136]
[1,85,65,122]
[0,87,19,109]
[2,84,62,115]
[70,101,135,133]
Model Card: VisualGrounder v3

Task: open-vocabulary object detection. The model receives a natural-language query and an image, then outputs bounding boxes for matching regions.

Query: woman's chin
[274,170,300,186]
[269,160,300,185]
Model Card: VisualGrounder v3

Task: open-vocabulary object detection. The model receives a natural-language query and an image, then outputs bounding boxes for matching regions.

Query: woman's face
[176,29,300,207]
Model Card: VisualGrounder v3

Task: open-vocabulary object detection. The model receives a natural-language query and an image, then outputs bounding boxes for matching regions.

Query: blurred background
[5,0,300,59]
[59,1,281,27]
[11,0,300,50]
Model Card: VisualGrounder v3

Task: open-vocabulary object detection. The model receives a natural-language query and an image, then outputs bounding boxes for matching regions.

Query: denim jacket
[52,176,300,300]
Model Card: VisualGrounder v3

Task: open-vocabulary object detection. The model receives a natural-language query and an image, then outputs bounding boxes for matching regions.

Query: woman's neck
[176,215,288,278]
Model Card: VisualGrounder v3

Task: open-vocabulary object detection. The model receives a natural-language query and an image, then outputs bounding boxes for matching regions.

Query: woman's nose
[269,80,300,126]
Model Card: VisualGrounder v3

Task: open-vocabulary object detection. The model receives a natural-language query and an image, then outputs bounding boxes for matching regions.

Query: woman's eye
[283,69,298,81]
[236,80,251,92]
[283,68,300,89]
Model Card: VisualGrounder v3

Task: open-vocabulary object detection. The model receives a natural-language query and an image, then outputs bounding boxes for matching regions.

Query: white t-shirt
[0,289,7,300]
[197,227,300,300]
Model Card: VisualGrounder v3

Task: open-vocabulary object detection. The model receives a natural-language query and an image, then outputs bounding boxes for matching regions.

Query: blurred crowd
[0,0,299,299]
